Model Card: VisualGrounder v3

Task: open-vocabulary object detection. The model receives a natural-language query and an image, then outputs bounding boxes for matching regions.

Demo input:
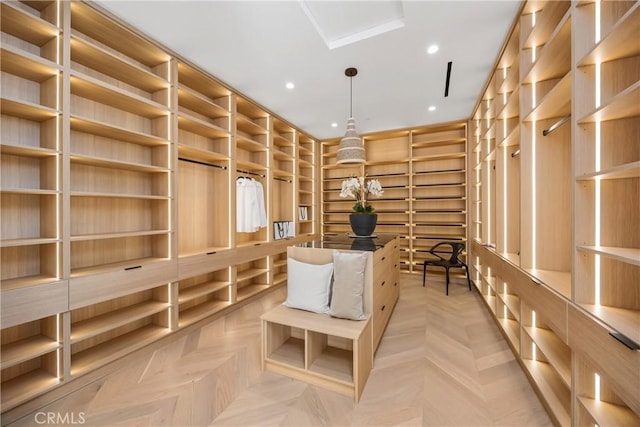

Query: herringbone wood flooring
[5,275,552,427]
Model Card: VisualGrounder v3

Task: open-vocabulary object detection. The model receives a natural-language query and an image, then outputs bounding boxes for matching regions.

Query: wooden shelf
[236,267,268,282]
[70,191,167,200]
[521,359,571,427]
[576,245,640,266]
[236,114,267,136]
[577,4,640,66]
[1,98,57,122]
[411,153,466,162]
[267,337,305,369]
[522,326,571,387]
[70,229,170,243]
[0,336,60,370]
[0,142,58,158]
[177,112,230,139]
[273,273,287,286]
[0,369,60,412]
[521,1,570,49]
[178,144,229,164]
[71,324,169,377]
[70,73,168,118]
[70,35,167,93]
[178,85,230,119]
[523,72,572,122]
[70,154,168,173]
[578,396,640,427]
[308,346,353,384]
[1,45,60,82]
[177,63,230,100]
[497,318,520,350]
[70,301,168,343]
[0,237,59,248]
[411,137,466,149]
[70,115,167,147]
[577,81,640,123]
[498,293,521,321]
[522,15,572,84]
[70,2,170,68]
[236,135,267,152]
[179,280,230,303]
[0,2,59,46]
[236,284,269,301]
[576,161,640,180]
[178,300,232,327]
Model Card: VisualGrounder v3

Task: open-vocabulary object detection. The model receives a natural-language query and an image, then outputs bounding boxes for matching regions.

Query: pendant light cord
[349,76,353,118]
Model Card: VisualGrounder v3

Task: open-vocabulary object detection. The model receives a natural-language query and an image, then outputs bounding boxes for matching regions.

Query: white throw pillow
[329,250,367,320]
[284,258,334,313]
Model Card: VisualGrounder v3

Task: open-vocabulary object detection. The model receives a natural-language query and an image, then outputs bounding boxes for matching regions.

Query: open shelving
[178,268,232,327]
[321,123,467,275]
[0,315,61,411]
[69,285,171,377]
[235,257,269,302]
[469,1,639,424]
[1,0,320,415]
[261,304,372,402]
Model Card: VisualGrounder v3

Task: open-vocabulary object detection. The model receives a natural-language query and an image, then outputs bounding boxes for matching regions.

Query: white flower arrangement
[339,177,384,214]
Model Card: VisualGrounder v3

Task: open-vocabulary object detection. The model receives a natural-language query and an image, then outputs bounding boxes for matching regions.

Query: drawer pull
[206,251,217,255]
[125,265,142,271]
[394,282,398,287]
[610,332,640,351]
[381,305,386,312]
[381,256,386,261]
[254,243,261,246]
[381,281,386,287]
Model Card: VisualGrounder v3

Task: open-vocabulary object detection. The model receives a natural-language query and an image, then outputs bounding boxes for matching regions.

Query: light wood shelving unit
[321,123,468,274]
[0,0,319,414]
[469,1,640,425]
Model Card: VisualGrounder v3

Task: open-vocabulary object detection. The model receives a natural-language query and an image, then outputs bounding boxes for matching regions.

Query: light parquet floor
[6,275,552,427]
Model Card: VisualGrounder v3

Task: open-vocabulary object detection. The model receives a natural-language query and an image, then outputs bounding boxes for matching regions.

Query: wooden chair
[422,241,472,295]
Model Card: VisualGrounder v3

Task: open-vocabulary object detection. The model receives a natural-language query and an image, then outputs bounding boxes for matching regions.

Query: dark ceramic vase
[349,214,377,237]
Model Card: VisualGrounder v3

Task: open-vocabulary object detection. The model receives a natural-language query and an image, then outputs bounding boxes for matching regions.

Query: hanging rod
[542,114,571,136]
[179,157,227,170]
[274,176,293,183]
[236,169,265,178]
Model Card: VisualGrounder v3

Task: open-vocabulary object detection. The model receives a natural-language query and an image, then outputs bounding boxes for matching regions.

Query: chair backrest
[433,241,465,264]
[447,242,465,264]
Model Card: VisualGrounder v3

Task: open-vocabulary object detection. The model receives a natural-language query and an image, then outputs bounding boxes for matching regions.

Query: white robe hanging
[236,178,267,232]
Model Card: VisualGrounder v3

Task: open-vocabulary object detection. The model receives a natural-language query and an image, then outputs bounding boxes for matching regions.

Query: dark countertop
[295,233,397,252]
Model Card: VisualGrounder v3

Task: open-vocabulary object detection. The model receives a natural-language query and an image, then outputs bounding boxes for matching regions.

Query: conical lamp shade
[336,117,365,164]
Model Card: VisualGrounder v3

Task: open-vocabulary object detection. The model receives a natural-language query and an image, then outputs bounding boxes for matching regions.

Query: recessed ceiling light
[427,44,439,54]
[285,82,295,89]
[331,122,338,128]
[428,105,436,112]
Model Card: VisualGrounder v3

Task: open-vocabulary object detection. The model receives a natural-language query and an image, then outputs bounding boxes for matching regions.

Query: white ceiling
[96,1,521,140]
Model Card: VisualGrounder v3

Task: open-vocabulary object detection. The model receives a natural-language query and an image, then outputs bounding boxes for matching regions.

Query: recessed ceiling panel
[300,0,404,49]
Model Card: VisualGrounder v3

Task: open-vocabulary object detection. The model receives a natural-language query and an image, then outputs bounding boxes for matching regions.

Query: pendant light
[336,67,365,164]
